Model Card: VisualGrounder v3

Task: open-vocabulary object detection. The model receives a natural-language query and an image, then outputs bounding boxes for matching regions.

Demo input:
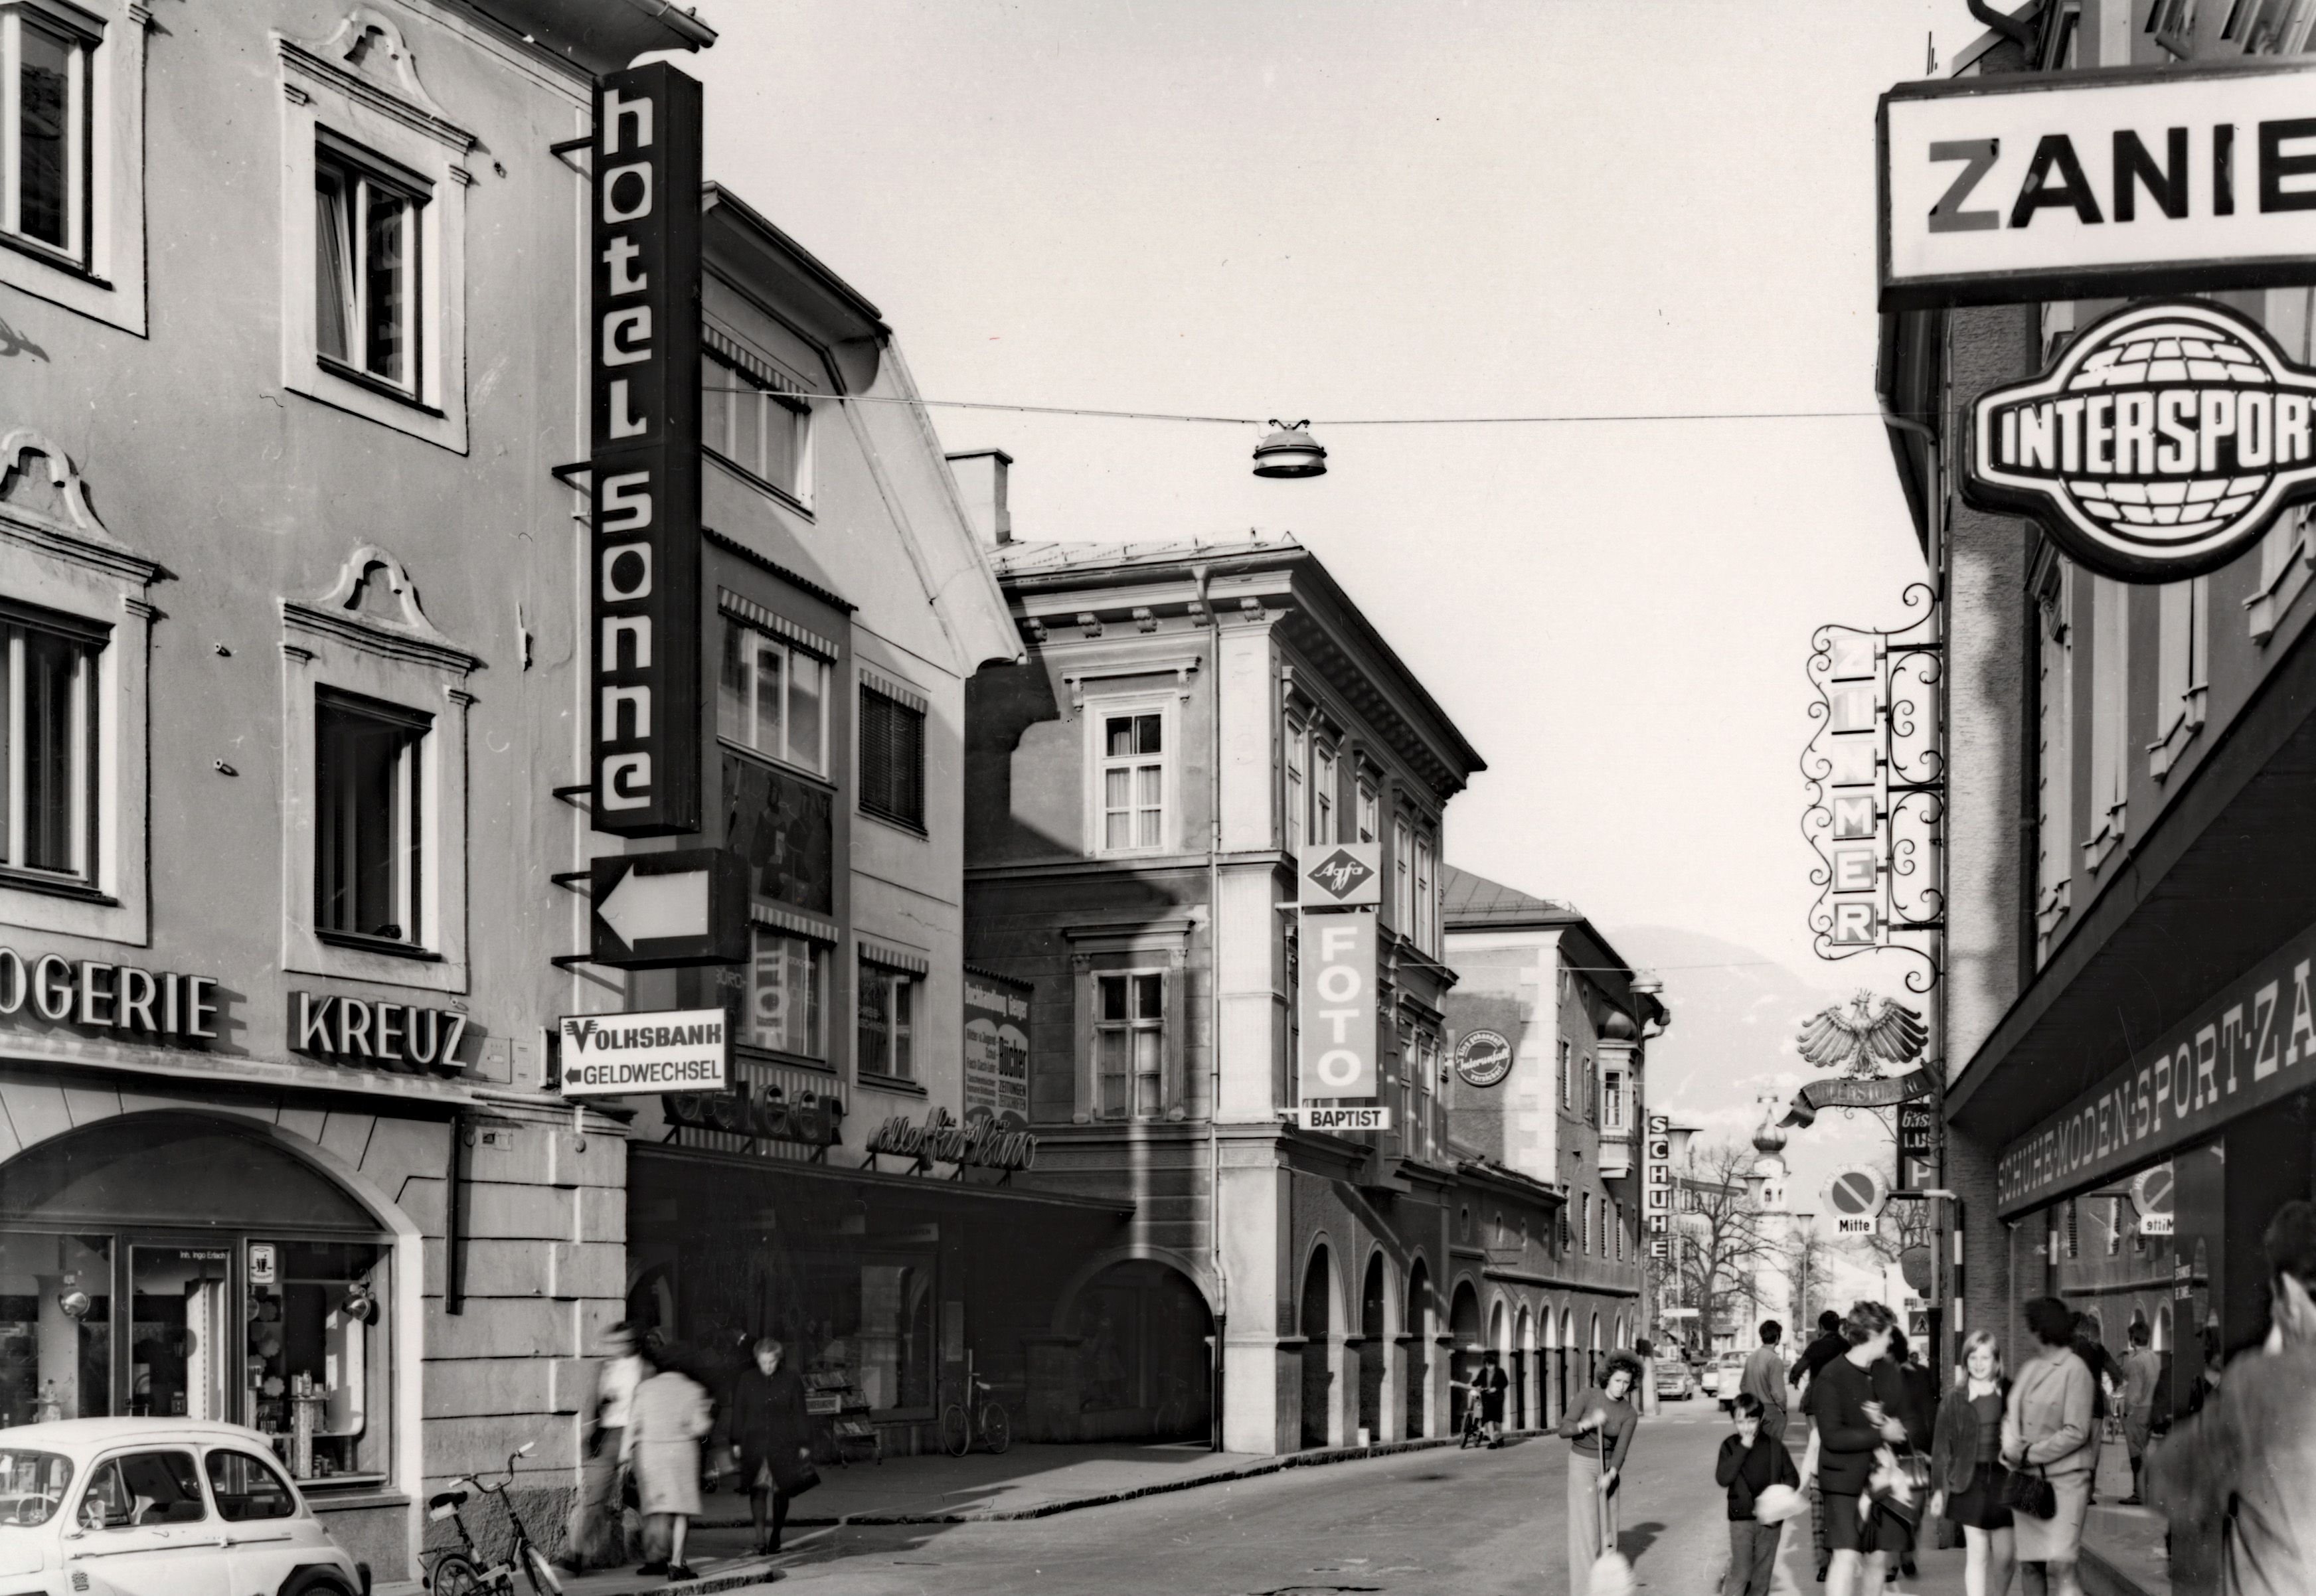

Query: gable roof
[1442,864,1669,1031]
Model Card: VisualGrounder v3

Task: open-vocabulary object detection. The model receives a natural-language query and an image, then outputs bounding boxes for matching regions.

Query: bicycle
[939,1357,1012,1457]
[423,1440,564,1596]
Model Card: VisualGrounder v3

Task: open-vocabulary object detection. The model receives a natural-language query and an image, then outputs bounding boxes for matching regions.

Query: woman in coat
[723,1337,813,1554]
[1928,1328,2015,1596]
[2003,1297,2098,1596]
[628,1344,716,1581]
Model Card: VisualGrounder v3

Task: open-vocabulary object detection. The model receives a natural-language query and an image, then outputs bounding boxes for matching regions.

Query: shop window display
[0,1233,110,1425]
[242,1239,389,1482]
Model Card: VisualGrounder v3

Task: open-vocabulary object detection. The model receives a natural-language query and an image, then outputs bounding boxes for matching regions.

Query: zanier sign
[1965,299,2316,582]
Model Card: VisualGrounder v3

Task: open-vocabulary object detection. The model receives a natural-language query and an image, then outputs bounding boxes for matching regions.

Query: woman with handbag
[723,1337,815,1556]
[2002,1297,2098,1596]
[629,1342,716,1581]
[1928,1329,2016,1596]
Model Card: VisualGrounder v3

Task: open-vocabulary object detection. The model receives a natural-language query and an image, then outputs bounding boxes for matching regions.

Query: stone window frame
[280,545,479,996]
[1082,689,1179,859]
[1066,918,1192,1123]
[0,0,148,336]
[274,8,473,453]
[0,432,157,943]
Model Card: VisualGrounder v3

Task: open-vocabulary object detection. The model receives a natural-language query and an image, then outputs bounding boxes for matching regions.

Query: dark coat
[1717,1430,1801,1521]
[722,1365,811,1482]
[1930,1380,2009,1494]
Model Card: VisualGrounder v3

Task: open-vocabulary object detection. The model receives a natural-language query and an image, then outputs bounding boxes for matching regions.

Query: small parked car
[0,1417,369,1596]
[1652,1360,1695,1400]
[1706,1350,1751,1410]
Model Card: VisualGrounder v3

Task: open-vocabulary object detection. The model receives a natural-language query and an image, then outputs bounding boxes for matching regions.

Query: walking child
[1718,1392,1800,1596]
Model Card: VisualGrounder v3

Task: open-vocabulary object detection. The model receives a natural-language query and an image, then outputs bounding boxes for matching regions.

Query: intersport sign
[1965,298,2316,580]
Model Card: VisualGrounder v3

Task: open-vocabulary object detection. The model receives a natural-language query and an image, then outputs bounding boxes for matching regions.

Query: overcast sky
[685,1,1987,1202]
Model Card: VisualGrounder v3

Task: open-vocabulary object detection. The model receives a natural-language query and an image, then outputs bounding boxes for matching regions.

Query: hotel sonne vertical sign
[590,64,704,836]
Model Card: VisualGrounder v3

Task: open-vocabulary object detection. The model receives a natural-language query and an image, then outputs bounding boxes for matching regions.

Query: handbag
[768,1453,820,1498]
[2000,1463,2056,1520]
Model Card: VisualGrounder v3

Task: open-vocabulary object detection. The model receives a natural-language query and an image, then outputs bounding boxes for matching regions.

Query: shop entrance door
[127,1245,235,1424]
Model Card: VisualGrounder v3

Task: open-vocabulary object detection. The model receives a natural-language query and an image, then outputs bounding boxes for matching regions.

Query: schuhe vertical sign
[590,64,704,836]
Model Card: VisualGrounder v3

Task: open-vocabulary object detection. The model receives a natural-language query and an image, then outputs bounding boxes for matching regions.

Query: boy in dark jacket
[1718,1392,1801,1596]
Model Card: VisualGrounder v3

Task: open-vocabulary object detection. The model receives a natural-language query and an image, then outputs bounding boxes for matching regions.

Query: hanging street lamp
[1252,420,1327,479]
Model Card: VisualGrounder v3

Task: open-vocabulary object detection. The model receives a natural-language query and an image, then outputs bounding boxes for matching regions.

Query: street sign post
[588,848,750,969]
[1825,1166,1892,1235]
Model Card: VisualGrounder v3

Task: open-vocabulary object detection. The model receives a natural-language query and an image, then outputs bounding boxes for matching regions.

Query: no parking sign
[1825,1166,1890,1235]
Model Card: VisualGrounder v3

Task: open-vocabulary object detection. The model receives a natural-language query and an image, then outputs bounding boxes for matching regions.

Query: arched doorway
[1300,1245,1335,1450]
[1513,1307,1534,1429]
[1559,1307,1574,1409]
[1404,1259,1432,1439]
[0,1112,401,1478]
[1060,1260,1214,1441]
[1359,1253,1386,1443]
[1448,1279,1481,1435]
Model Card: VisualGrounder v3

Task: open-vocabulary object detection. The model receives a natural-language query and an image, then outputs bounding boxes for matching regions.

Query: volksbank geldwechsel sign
[590,64,704,837]
[558,1007,728,1097]
[1879,62,2316,311]
[1965,299,2316,580]
[1995,914,2316,1214]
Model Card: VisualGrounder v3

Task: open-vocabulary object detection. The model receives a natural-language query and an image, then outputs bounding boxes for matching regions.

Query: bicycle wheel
[981,1401,1011,1455]
[940,1403,973,1457]
[521,1542,565,1596]
[427,1551,487,1596]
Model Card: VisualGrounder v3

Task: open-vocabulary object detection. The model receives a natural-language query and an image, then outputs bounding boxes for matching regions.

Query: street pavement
[694,1396,1873,1596]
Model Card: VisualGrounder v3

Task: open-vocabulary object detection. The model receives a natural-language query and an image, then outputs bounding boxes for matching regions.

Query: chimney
[946,448,1013,546]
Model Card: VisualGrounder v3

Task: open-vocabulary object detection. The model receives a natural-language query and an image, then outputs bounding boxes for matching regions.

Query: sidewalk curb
[710,1428,1538,1528]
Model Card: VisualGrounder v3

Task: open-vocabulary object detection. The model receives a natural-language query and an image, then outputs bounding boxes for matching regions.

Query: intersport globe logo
[1965,299,2316,582]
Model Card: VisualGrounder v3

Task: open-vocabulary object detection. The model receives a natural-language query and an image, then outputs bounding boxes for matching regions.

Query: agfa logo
[1966,299,2316,582]
[1305,846,1376,902]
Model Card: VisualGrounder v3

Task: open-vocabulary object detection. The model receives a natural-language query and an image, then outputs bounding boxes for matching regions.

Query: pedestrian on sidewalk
[2151,1198,2316,1596]
[1886,1328,1938,1583]
[1928,1329,2015,1596]
[1477,1350,1510,1445]
[1790,1307,1847,1583]
[1719,1392,1800,1596]
[2001,1297,2096,1596]
[1558,1350,1641,1595]
[1795,1300,1909,1596]
[2117,1321,2161,1506]
[630,1342,716,1582]
[558,1320,646,1572]
[1740,1321,1789,1443]
[722,1336,813,1556]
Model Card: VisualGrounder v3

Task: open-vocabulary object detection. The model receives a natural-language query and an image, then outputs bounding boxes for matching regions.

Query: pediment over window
[278,7,473,154]
[0,430,159,586]
[284,544,482,675]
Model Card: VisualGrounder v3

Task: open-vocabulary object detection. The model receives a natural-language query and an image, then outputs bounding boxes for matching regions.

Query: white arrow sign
[598,864,710,946]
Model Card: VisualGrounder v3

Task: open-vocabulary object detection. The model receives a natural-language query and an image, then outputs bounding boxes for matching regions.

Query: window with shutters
[857,961,914,1081]
[0,599,102,889]
[703,353,813,507]
[858,686,925,831]
[1283,717,1305,854]
[1558,1038,1572,1111]
[313,689,428,951]
[1355,781,1378,844]
[1312,742,1337,845]
[1392,817,1412,929]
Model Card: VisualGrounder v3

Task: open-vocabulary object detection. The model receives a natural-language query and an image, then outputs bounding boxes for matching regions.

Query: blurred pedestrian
[1476,1350,1510,1445]
[1559,1350,1643,1595]
[722,1336,813,1556]
[1795,1300,1909,1596]
[1718,1392,1800,1596]
[629,1343,715,1581]
[1886,1328,1937,1581]
[1740,1321,1789,1443]
[1928,1328,2015,1596]
[2003,1296,2096,1596]
[1790,1307,1847,1583]
[2118,1322,2161,1506]
[2151,1198,2316,1595]
[557,1320,645,1572]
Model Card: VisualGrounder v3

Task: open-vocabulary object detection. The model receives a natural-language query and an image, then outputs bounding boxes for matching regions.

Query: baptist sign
[1880,62,2316,311]
[1966,298,2316,580]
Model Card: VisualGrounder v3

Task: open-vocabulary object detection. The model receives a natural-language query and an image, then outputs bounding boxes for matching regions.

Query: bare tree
[1665,1139,1778,1347]
[1784,1224,1839,1328]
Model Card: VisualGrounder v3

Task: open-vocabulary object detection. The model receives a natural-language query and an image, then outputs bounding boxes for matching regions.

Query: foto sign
[590,64,704,836]
[1966,298,2316,580]
[1880,63,2316,311]
[588,848,750,969]
[1297,910,1376,1098]
[1299,843,1381,908]
[558,1007,728,1097]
